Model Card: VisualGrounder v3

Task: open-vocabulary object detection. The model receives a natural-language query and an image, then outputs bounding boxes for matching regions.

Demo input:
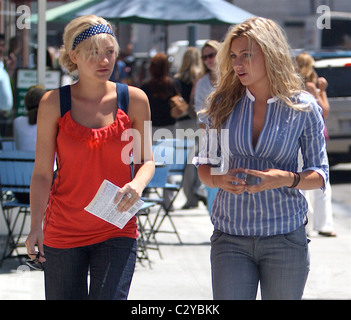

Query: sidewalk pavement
[0,187,350,300]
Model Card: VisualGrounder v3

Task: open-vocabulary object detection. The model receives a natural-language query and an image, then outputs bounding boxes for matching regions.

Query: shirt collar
[245,87,278,104]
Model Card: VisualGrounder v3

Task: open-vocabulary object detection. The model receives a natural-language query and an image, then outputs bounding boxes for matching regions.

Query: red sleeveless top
[43,84,137,249]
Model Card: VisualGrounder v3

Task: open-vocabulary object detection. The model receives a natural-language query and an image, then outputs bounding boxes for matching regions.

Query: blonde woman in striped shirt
[195,17,328,300]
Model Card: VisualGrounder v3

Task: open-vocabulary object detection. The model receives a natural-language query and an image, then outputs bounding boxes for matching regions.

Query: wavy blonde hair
[174,46,201,85]
[206,17,305,129]
[59,15,119,73]
[199,40,221,78]
[295,52,318,85]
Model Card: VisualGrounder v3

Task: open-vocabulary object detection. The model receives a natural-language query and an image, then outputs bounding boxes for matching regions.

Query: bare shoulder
[127,86,150,118]
[38,88,61,121]
[128,85,148,104]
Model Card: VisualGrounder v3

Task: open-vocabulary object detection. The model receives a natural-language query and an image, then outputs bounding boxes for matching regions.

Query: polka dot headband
[72,24,115,50]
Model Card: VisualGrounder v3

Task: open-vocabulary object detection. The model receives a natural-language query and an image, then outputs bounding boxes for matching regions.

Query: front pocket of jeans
[282,226,308,248]
[210,229,223,244]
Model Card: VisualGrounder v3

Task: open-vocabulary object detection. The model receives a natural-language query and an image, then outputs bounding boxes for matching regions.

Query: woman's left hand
[244,168,290,193]
[114,182,142,212]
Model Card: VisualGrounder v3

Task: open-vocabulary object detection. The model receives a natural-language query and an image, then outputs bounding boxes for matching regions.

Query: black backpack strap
[59,85,71,117]
[116,83,129,114]
[59,84,128,117]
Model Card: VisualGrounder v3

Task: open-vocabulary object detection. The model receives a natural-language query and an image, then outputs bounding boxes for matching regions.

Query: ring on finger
[126,192,132,199]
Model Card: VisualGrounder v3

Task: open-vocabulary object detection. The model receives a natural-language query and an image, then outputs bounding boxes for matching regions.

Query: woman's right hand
[212,168,247,194]
[25,228,46,263]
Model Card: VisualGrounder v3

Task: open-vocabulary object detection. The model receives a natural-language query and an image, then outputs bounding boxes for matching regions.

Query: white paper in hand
[84,179,144,229]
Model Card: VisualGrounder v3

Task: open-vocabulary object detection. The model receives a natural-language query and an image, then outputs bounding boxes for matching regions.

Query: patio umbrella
[31,0,254,49]
[29,0,105,24]
[79,0,254,50]
[77,0,254,25]
[31,0,253,25]
[30,0,254,79]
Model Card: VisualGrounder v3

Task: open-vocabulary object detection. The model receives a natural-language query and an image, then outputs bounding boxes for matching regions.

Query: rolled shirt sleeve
[299,99,329,190]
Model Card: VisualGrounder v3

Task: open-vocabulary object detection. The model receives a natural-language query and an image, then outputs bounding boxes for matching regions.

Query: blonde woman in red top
[25,15,154,300]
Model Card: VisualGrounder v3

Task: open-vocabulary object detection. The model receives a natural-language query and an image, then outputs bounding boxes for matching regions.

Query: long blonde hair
[199,40,221,78]
[174,46,201,85]
[295,52,318,85]
[206,17,305,129]
[59,15,119,74]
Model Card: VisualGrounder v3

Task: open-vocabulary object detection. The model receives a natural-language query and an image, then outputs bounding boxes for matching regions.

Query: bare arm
[198,165,324,195]
[306,78,330,118]
[114,86,155,212]
[244,168,324,194]
[25,90,60,261]
[198,165,247,194]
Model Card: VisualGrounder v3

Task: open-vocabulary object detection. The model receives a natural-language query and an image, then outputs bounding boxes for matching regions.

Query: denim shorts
[43,237,137,300]
[210,224,310,300]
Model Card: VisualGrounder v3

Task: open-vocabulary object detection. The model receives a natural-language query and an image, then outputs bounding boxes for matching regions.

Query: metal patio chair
[147,139,195,244]
[0,150,35,266]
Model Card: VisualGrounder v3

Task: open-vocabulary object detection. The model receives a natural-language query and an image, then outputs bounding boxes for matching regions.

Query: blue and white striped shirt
[194,88,329,236]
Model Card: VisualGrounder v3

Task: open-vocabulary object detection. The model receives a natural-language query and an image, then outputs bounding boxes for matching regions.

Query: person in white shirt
[194,40,220,123]
[295,52,336,237]
[0,34,13,114]
[194,40,221,213]
[0,34,14,137]
[14,86,45,151]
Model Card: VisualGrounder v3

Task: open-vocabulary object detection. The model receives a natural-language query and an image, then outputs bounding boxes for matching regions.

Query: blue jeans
[43,237,137,300]
[210,225,310,300]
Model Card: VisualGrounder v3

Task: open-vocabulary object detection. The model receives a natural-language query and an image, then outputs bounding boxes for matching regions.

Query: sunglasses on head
[201,52,216,61]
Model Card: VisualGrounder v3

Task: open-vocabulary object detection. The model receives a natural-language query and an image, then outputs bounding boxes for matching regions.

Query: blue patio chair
[0,150,35,266]
[136,201,157,267]
[140,160,170,255]
[148,139,195,244]
[0,137,16,151]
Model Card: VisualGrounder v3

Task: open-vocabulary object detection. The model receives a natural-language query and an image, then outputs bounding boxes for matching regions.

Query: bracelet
[288,172,300,188]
